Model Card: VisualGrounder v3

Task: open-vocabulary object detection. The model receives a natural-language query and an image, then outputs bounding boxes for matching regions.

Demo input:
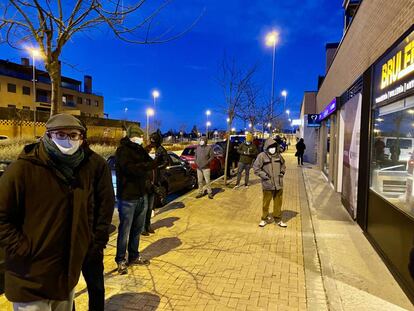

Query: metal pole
[146,113,149,142]
[32,54,36,138]
[153,96,156,131]
[270,41,276,125]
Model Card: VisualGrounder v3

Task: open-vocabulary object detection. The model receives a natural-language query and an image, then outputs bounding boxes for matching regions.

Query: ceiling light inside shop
[376,118,384,122]
[408,109,414,114]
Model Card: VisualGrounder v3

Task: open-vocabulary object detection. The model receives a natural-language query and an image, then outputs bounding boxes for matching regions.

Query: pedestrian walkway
[0,151,412,310]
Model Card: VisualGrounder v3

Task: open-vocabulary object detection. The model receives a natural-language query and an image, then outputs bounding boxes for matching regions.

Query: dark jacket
[0,142,115,302]
[237,142,259,164]
[115,137,155,200]
[153,145,169,185]
[296,140,306,155]
[195,137,214,170]
[253,138,286,191]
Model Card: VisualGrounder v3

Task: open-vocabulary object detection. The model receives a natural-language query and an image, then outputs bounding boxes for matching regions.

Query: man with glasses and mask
[253,138,287,228]
[115,125,158,275]
[0,113,115,311]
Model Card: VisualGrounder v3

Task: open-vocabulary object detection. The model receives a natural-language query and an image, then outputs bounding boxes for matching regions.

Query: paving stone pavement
[0,150,412,310]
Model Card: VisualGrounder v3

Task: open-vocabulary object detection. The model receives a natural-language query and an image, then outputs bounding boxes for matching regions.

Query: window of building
[8,104,16,109]
[7,83,16,93]
[94,100,99,107]
[22,86,31,95]
[370,96,414,218]
[77,97,82,105]
[94,114,99,118]
[85,98,91,106]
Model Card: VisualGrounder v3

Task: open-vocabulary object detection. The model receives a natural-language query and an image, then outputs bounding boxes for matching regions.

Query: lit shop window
[370,96,414,218]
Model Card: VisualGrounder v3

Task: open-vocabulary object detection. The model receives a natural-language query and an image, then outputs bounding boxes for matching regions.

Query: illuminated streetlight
[286,109,290,116]
[206,121,212,139]
[231,127,236,132]
[281,90,287,112]
[28,47,41,138]
[248,123,252,128]
[265,30,280,125]
[146,108,155,141]
[152,90,160,128]
[267,123,272,128]
[206,110,211,117]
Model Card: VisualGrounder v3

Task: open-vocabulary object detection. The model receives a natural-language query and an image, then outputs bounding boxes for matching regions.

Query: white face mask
[268,147,276,155]
[200,141,205,146]
[246,141,251,145]
[52,138,81,155]
[130,137,144,145]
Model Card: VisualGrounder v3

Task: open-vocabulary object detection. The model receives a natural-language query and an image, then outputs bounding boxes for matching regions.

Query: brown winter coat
[0,142,115,302]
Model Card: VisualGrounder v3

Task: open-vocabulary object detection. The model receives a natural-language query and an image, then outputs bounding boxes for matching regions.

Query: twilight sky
[0,0,344,132]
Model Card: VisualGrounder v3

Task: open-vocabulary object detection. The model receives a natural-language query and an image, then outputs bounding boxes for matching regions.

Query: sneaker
[129,256,150,266]
[208,193,214,199]
[233,184,241,189]
[196,193,204,199]
[141,231,150,236]
[277,221,288,228]
[117,261,128,275]
[244,185,249,188]
[259,220,267,227]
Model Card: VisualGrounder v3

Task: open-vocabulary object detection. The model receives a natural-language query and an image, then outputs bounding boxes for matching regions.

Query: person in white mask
[253,138,287,228]
[0,113,115,311]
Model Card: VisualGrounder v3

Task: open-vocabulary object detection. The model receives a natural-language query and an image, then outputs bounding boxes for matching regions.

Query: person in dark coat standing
[115,125,157,275]
[195,136,214,199]
[253,138,287,228]
[0,114,115,310]
[234,133,258,188]
[296,138,306,166]
[142,131,169,236]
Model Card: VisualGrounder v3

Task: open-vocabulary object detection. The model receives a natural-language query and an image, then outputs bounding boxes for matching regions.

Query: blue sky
[0,0,344,132]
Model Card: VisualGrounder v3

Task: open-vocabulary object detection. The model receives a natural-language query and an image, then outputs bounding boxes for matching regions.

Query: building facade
[0,59,104,117]
[315,0,414,302]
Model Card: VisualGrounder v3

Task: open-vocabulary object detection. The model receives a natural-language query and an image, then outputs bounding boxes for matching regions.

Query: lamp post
[29,48,40,138]
[265,31,279,126]
[206,121,211,140]
[281,90,287,112]
[152,90,160,128]
[206,109,211,138]
[146,108,155,141]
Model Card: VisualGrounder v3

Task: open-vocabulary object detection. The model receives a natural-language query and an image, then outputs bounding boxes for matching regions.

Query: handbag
[295,151,298,156]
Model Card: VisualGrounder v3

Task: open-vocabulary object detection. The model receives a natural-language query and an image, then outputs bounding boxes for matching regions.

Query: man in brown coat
[0,114,115,310]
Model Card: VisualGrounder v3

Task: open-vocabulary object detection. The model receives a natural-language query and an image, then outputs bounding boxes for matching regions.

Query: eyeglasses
[49,131,83,141]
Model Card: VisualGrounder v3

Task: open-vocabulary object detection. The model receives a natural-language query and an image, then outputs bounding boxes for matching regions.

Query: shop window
[77,97,82,105]
[370,96,414,218]
[7,83,16,93]
[22,86,31,95]
[85,98,91,106]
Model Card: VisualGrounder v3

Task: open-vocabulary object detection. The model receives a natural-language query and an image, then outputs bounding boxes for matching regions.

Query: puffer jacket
[253,138,286,191]
[0,142,115,302]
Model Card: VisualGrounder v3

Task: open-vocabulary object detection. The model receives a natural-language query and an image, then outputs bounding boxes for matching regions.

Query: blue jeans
[115,196,147,263]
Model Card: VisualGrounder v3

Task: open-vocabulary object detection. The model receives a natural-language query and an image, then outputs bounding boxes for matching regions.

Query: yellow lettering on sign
[381,64,388,89]
[405,42,413,68]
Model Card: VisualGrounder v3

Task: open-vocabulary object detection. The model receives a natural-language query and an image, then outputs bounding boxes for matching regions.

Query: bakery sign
[373,29,414,106]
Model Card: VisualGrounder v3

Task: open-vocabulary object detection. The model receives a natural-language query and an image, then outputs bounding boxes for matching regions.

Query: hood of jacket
[264,138,278,151]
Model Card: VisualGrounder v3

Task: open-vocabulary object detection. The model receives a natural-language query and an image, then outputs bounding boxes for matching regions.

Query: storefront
[319,98,337,185]
[366,27,414,299]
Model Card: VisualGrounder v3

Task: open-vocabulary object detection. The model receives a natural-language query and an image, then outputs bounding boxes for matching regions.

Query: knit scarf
[43,134,85,183]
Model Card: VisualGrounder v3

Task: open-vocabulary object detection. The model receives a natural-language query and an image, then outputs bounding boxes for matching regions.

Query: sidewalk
[0,151,412,310]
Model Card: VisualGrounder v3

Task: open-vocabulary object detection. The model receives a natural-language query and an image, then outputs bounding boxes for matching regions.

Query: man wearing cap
[234,133,258,189]
[0,113,115,310]
[115,125,156,275]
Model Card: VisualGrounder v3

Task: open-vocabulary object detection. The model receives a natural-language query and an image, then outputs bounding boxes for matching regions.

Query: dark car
[180,144,225,176]
[0,161,10,294]
[107,151,197,206]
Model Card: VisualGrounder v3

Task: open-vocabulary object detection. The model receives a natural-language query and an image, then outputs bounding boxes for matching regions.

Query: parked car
[107,151,197,207]
[180,144,225,176]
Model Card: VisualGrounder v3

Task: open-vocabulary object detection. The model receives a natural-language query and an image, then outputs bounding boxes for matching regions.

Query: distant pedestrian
[296,138,306,166]
[234,133,258,189]
[253,138,287,228]
[115,125,157,275]
[142,131,169,236]
[283,136,288,150]
[195,136,214,199]
[0,114,115,310]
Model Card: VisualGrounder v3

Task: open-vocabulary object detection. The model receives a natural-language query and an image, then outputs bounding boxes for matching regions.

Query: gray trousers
[197,168,212,194]
[13,289,75,311]
[236,162,251,186]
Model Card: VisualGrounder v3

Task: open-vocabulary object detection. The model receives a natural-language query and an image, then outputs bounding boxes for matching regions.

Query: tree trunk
[47,60,62,116]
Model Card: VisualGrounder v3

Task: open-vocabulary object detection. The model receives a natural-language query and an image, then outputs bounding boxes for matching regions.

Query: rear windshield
[182,147,196,156]
[385,139,412,149]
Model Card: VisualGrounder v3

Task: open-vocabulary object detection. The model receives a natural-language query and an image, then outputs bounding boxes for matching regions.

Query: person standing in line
[234,133,258,189]
[0,114,115,311]
[253,138,287,228]
[115,125,157,275]
[195,136,215,199]
[142,131,169,236]
[296,138,306,166]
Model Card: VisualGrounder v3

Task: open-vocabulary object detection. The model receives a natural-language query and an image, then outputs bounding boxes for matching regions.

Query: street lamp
[146,108,155,141]
[206,121,211,139]
[286,109,290,116]
[231,127,236,133]
[281,90,287,111]
[265,30,279,126]
[152,90,160,128]
[29,48,41,138]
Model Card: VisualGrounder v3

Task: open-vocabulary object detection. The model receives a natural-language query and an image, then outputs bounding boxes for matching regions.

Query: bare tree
[0,1,202,115]
[217,55,257,185]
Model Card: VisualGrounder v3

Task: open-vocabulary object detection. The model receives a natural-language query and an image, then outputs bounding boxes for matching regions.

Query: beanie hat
[246,133,253,142]
[126,125,144,138]
[150,131,162,145]
[46,114,85,132]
